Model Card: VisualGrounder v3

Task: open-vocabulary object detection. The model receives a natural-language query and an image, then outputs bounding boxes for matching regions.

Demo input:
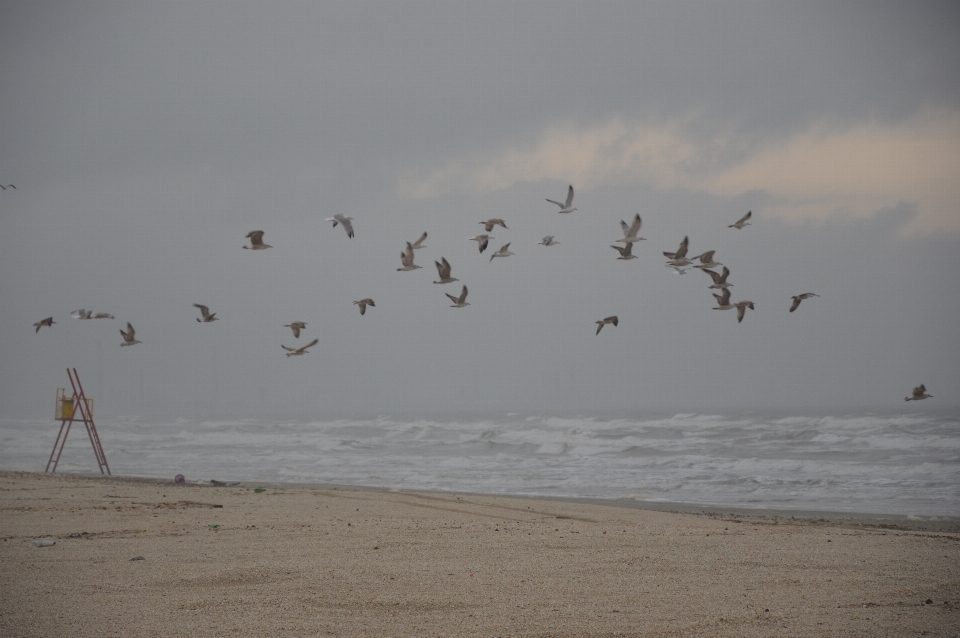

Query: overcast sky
[1,1,958,418]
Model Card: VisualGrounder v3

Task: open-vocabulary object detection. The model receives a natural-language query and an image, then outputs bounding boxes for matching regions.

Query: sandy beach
[1,471,957,637]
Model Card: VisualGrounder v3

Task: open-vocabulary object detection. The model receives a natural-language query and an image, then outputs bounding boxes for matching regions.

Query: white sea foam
[1,412,957,516]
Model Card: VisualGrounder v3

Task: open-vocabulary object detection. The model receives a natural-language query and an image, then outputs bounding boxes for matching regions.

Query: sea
[2,411,958,517]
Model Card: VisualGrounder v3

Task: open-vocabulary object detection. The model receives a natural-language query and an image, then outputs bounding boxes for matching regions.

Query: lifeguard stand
[46,368,110,475]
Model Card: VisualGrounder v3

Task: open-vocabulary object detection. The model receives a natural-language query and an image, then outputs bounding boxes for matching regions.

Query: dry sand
[1,470,958,637]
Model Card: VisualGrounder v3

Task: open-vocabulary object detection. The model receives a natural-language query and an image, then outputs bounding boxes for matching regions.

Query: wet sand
[1,470,958,637]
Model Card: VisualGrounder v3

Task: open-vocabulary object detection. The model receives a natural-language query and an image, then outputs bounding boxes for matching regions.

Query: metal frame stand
[46,368,110,475]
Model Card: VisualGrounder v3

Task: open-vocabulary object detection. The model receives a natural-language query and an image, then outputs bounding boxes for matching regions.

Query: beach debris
[33,539,56,547]
[208,524,219,529]
[254,487,265,493]
[129,556,145,561]
[67,532,88,538]
[174,474,185,484]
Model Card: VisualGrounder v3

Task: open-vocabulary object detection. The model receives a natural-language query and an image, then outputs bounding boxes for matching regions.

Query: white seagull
[616,214,646,243]
[789,293,820,313]
[397,242,422,271]
[34,317,55,333]
[72,309,92,320]
[353,299,375,315]
[433,257,459,284]
[120,322,141,346]
[479,218,508,232]
[546,184,577,214]
[243,230,272,250]
[611,242,637,260]
[446,285,470,308]
[905,384,933,402]
[325,214,355,238]
[489,243,515,262]
[469,234,493,253]
[729,211,752,229]
[537,236,560,247]
[284,321,307,338]
[410,232,428,249]
[193,304,219,323]
[595,316,619,335]
[283,338,319,357]
[703,267,732,290]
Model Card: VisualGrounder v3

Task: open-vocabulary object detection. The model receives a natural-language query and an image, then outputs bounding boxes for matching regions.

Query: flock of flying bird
[23,181,933,401]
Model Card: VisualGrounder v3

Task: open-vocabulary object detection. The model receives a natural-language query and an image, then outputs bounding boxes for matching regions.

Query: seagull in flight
[353,299,375,315]
[663,236,689,261]
[595,316,619,335]
[283,338,319,357]
[469,234,493,253]
[733,300,755,323]
[433,257,459,284]
[0,185,14,190]
[243,230,272,250]
[692,250,721,270]
[703,266,732,290]
[615,214,646,243]
[92,312,114,319]
[905,384,933,402]
[789,293,820,313]
[489,243,515,262]
[479,218,508,232]
[284,321,307,338]
[325,214,355,238]
[410,232,428,249]
[537,236,560,246]
[397,242,422,271]
[664,236,693,265]
[193,304,219,323]
[611,242,637,260]
[546,185,577,214]
[729,211,752,229]
[34,317,55,333]
[72,309,92,320]
[120,322,141,346]
[446,285,470,308]
[712,288,733,310]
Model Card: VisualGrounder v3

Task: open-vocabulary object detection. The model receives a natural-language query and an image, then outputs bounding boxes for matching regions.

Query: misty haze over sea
[3,410,957,517]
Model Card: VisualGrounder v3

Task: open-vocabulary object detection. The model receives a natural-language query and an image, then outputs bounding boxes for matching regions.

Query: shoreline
[9,470,959,533]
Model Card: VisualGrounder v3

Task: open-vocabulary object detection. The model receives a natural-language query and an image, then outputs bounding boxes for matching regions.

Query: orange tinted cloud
[405,109,960,234]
